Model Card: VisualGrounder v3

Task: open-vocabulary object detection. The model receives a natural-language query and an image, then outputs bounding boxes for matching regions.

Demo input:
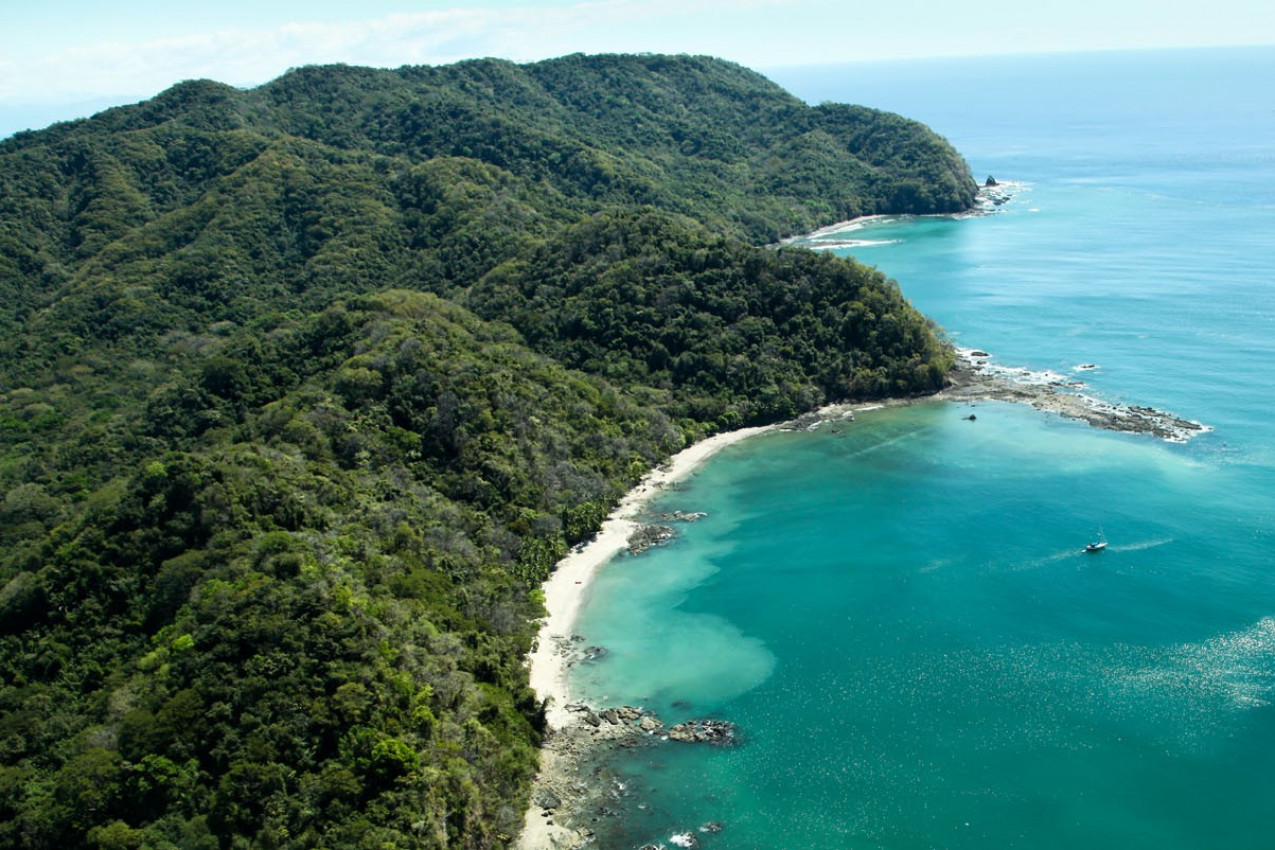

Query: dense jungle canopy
[0,53,975,849]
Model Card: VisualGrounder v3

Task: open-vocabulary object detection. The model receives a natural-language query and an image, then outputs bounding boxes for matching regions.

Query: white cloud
[3,0,1270,114]
[0,0,797,106]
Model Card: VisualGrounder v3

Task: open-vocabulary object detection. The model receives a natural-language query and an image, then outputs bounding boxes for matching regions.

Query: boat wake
[1004,536,1175,573]
[1107,537,1174,554]
[1009,548,1087,572]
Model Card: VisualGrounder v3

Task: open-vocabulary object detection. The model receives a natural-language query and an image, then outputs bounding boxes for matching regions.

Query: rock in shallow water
[638,715,664,733]
[666,719,737,745]
[627,524,676,554]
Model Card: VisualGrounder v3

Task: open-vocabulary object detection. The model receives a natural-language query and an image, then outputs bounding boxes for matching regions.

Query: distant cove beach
[516,347,1206,848]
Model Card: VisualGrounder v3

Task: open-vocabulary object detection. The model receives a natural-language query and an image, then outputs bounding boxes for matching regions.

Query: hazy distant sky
[2,0,1273,136]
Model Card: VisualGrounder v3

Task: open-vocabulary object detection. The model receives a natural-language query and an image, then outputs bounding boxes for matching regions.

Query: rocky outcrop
[973,180,1013,210]
[625,511,711,556]
[666,719,738,745]
[942,349,1210,443]
[518,700,727,848]
[637,714,663,732]
[813,348,1209,444]
[628,524,676,554]
[656,510,709,522]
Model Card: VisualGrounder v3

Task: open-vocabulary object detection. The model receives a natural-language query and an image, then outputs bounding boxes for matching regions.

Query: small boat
[1083,525,1108,553]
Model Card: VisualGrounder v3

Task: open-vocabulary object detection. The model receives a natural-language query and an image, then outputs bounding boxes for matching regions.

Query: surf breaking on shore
[515,347,1208,849]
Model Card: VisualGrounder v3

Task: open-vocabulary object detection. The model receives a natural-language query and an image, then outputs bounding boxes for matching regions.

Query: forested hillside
[0,54,973,849]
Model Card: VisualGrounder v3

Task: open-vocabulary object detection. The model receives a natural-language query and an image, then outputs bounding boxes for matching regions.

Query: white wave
[810,217,876,236]
[1161,421,1215,444]
[779,214,896,244]
[807,238,899,250]
[978,361,1083,388]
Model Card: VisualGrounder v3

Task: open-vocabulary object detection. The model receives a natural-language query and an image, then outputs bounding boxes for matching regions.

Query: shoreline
[514,348,1208,848]
[775,181,1024,249]
[516,424,771,850]
[524,422,775,734]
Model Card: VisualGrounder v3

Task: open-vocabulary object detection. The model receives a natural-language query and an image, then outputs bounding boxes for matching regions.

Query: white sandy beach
[516,423,772,850]
[525,423,774,731]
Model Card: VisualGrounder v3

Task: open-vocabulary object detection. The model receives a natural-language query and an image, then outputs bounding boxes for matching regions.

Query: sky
[2,0,1274,137]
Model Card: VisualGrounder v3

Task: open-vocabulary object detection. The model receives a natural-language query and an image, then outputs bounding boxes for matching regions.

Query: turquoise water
[569,48,1275,849]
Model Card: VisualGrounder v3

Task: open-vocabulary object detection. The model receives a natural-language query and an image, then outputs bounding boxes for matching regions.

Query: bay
[568,47,1275,849]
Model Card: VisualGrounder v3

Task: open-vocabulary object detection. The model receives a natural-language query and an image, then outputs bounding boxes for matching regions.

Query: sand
[525,423,774,732]
[515,423,772,849]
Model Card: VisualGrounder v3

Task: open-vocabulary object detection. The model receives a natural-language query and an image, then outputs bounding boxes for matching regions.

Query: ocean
[565,47,1275,849]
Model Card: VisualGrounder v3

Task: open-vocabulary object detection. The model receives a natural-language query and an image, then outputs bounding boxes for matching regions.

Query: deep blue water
[568,47,1275,850]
